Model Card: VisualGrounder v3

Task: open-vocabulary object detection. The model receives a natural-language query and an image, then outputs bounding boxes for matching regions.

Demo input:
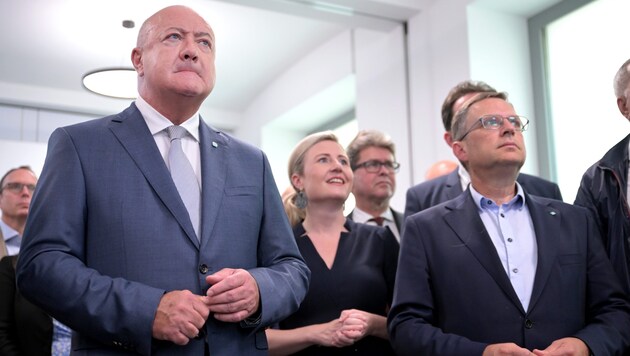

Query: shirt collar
[352,206,393,223]
[0,219,19,241]
[458,165,471,191]
[135,95,200,142]
[470,182,526,212]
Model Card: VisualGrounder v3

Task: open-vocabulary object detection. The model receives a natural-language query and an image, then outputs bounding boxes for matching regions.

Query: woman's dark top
[279,219,399,355]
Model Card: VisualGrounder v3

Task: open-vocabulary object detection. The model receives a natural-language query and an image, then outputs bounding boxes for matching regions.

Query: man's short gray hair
[613,58,630,98]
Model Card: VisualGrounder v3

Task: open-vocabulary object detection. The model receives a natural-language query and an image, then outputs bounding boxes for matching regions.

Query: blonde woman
[267,131,398,355]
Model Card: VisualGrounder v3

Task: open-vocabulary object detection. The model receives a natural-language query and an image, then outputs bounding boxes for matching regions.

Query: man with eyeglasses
[404,81,562,219]
[388,91,630,355]
[0,166,37,258]
[575,57,630,296]
[346,130,403,241]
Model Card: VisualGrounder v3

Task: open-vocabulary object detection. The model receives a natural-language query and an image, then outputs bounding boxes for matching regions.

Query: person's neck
[302,203,346,234]
[2,215,26,236]
[141,92,203,125]
[469,167,519,205]
[354,198,389,218]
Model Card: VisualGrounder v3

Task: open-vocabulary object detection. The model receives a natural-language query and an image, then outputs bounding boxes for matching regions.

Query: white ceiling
[0,0,351,112]
[0,0,561,130]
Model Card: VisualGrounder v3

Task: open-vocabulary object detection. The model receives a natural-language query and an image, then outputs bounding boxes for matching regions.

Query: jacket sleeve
[16,128,164,355]
[574,165,607,245]
[246,153,310,327]
[571,208,630,354]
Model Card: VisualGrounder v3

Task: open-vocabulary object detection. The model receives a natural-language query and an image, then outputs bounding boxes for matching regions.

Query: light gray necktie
[166,125,200,239]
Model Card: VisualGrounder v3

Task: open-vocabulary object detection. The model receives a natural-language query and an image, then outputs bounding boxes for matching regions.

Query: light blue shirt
[0,219,21,256]
[470,183,538,311]
[51,318,72,356]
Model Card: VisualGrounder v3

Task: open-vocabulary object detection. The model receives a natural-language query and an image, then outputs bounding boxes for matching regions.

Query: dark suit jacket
[347,207,404,232]
[16,104,310,355]
[0,255,53,356]
[389,190,630,355]
[404,168,563,219]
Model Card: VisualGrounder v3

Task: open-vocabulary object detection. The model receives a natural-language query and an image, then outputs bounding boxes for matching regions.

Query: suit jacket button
[199,264,209,274]
[524,319,534,329]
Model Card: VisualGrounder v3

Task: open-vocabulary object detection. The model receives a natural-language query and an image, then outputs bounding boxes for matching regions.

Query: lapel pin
[549,211,557,216]
[212,141,218,148]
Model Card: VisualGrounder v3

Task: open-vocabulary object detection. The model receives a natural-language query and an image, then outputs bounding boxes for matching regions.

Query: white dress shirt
[351,207,400,242]
[134,95,202,187]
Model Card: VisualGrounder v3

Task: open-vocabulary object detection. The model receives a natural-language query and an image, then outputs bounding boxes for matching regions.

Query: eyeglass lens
[2,182,36,193]
[481,115,527,131]
[363,160,400,172]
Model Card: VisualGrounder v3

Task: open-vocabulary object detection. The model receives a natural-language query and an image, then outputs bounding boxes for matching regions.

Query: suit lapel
[526,195,561,312]
[108,104,199,247]
[198,121,228,244]
[443,192,524,312]
[391,208,404,231]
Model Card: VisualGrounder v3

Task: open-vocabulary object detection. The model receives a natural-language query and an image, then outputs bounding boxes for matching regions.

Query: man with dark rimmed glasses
[347,130,404,242]
[0,165,37,258]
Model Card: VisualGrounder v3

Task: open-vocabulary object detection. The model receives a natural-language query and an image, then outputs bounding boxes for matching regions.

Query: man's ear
[444,132,454,148]
[131,48,144,77]
[452,141,468,164]
[617,97,630,120]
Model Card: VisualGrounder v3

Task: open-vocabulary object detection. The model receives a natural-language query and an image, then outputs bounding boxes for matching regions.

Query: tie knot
[166,125,188,140]
[369,216,385,226]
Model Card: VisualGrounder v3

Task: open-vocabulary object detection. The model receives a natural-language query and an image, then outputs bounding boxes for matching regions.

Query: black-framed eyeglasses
[353,160,400,173]
[0,182,36,194]
[457,114,529,141]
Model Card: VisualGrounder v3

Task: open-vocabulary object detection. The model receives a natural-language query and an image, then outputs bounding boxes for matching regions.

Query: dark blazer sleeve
[568,206,630,354]
[388,205,488,355]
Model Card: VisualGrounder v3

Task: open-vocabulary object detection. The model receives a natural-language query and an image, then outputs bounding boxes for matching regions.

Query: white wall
[468,4,539,175]
[0,140,47,179]
[546,0,630,201]
[404,0,547,188]
[237,31,354,146]
[406,0,473,185]
[354,26,410,211]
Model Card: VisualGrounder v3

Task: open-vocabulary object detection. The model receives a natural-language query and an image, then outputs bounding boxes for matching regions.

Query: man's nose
[500,120,517,135]
[181,38,198,62]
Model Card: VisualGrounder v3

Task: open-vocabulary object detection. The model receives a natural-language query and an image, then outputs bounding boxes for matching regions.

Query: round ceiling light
[82,67,137,99]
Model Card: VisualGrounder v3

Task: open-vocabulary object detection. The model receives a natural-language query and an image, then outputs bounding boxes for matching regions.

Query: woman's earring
[295,190,308,209]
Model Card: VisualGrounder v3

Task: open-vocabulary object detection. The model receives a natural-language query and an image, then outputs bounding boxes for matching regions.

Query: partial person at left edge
[16,5,309,356]
[0,166,72,355]
[0,166,37,258]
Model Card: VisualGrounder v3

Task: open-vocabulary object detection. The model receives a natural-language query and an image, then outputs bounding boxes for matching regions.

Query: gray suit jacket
[16,104,310,355]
